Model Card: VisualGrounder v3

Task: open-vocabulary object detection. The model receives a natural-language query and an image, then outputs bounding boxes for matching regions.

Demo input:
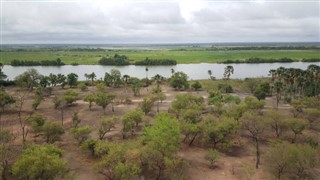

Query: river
[3,62,320,80]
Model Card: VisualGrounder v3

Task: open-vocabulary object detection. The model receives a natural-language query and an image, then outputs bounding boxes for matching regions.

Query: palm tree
[171,68,175,76]
[208,70,212,79]
[223,65,234,80]
[274,81,283,109]
[122,74,130,98]
[145,67,149,79]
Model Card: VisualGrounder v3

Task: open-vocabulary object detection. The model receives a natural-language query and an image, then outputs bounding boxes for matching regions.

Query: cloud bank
[2,0,320,44]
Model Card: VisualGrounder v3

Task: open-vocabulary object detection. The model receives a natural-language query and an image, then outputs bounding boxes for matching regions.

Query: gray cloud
[2,1,319,44]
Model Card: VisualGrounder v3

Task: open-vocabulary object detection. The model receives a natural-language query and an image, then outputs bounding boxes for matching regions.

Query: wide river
[3,62,320,80]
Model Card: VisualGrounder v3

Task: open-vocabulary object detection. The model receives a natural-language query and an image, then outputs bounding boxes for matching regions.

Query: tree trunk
[157,100,159,112]
[255,138,260,169]
[2,160,8,180]
[61,108,64,126]
[189,133,198,146]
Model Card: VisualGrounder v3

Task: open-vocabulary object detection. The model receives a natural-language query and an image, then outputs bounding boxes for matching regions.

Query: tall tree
[223,65,234,80]
[67,73,78,88]
[241,111,266,169]
[15,69,42,91]
[95,93,114,114]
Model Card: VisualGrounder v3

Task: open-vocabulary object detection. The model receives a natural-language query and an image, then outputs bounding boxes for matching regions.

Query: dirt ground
[1,84,294,180]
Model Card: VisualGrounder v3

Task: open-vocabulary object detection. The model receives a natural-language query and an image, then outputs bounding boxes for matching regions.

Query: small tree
[72,112,81,128]
[67,73,78,88]
[63,89,78,105]
[140,96,155,115]
[122,116,135,139]
[71,125,93,144]
[204,118,239,149]
[0,129,13,180]
[123,109,144,127]
[53,96,67,125]
[131,80,141,97]
[32,95,42,111]
[170,72,189,90]
[84,94,96,111]
[0,89,15,126]
[12,144,67,180]
[26,113,46,135]
[141,113,181,179]
[205,149,219,169]
[191,81,202,91]
[96,142,141,180]
[241,111,266,169]
[266,142,320,180]
[287,118,308,143]
[77,82,88,91]
[43,122,64,143]
[95,93,114,115]
[265,110,287,138]
[98,116,117,140]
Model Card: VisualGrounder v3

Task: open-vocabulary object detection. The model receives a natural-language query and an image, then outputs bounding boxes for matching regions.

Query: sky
[1,0,320,44]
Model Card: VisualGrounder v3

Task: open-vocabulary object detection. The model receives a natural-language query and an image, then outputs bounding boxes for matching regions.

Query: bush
[77,82,88,91]
[43,122,64,143]
[191,81,202,91]
[205,149,219,169]
[71,125,93,144]
[208,93,240,105]
[218,83,233,93]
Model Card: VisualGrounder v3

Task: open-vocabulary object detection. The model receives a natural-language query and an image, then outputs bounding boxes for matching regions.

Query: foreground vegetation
[0,64,320,179]
[1,45,320,65]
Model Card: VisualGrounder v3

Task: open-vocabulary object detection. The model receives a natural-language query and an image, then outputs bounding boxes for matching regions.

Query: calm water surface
[3,62,320,80]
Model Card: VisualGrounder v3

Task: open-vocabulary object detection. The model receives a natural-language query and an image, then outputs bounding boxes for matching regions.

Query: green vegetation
[12,144,67,180]
[1,64,320,180]
[98,54,130,65]
[1,46,319,65]
[11,58,65,66]
[134,58,177,65]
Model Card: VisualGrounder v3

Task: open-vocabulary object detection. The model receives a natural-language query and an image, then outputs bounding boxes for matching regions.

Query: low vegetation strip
[10,58,65,66]
[222,57,320,64]
[134,58,177,65]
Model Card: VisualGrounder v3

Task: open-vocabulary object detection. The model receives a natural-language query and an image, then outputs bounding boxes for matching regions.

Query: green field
[1,48,320,65]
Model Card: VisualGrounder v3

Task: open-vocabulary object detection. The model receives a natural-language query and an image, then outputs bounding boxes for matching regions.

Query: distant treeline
[98,54,130,65]
[11,58,65,66]
[301,58,320,62]
[67,48,106,52]
[207,46,320,51]
[135,58,177,65]
[222,57,320,64]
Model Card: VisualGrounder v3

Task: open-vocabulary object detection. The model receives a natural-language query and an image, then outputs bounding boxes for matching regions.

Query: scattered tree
[12,144,67,180]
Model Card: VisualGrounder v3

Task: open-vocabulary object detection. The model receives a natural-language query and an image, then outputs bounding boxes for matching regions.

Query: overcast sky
[1,0,320,44]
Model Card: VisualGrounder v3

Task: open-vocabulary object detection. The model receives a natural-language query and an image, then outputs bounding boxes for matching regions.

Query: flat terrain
[2,79,309,180]
[1,47,320,64]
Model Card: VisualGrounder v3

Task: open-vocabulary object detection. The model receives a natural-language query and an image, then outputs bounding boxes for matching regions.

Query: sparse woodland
[0,64,320,180]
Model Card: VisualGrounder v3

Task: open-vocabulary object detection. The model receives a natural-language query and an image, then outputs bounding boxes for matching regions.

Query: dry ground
[1,84,297,180]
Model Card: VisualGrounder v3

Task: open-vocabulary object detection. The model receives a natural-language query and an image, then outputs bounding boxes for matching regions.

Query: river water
[3,62,320,80]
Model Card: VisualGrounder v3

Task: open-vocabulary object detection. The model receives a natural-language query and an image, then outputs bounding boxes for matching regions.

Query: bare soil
[1,85,295,180]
